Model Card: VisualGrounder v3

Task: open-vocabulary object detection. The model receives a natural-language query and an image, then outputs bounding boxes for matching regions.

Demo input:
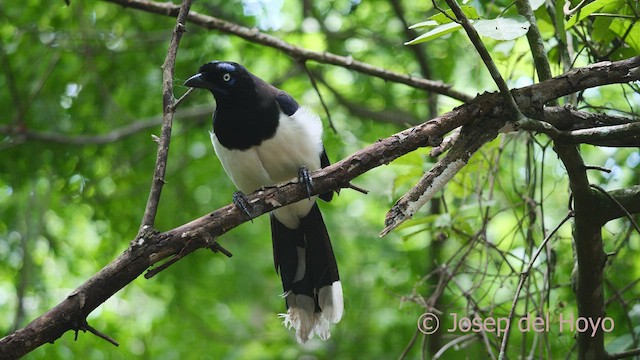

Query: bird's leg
[298,166,314,199]
[232,191,254,219]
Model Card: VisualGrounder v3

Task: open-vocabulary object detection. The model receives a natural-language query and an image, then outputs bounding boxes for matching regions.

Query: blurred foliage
[1,0,639,359]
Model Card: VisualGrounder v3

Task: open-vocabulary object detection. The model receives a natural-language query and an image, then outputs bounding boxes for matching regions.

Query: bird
[184,61,342,343]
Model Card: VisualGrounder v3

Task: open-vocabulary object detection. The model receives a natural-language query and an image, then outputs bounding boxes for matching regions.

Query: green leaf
[474,16,531,41]
[394,214,438,233]
[529,0,546,11]
[404,22,462,45]
[408,20,439,29]
[605,325,640,354]
[609,18,640,53]
[565,0,624,29]
[592,15,616,43]
[591,0,629,42]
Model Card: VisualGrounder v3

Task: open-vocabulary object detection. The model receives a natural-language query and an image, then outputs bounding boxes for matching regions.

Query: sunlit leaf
[565,0,625,29]
[408,20,439,29]
[474,16,531,41]
[404,22,462,45]
[529,0,546,11]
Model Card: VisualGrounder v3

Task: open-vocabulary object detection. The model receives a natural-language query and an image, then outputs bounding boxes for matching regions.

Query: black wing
[319,149,333,202]
[275,91,300,116]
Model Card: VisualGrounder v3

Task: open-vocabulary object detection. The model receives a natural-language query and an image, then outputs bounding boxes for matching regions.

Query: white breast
[211,107,324,229]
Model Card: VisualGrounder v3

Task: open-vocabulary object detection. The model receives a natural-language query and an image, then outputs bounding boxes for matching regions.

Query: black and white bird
[184,61,342,343]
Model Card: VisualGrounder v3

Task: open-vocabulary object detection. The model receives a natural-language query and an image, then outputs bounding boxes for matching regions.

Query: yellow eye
[222,73,231,82]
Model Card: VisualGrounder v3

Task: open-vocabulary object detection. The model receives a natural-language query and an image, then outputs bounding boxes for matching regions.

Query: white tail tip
[279,281,343,343]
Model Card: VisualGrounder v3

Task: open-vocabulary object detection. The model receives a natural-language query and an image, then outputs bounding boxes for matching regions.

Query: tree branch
[554,141,608,359]
[594,185,640,224]
[1,56,638,359]
[100,0,473,102]
[537,105,638,130]
[608,347,640,360]
[515,0,554,82]
[0,105,211,146]
[516,114,640,147]
[139,0,192,230]
[381,111,504,236]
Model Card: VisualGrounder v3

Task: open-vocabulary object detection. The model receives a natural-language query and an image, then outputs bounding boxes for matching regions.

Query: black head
[184,61,254,99]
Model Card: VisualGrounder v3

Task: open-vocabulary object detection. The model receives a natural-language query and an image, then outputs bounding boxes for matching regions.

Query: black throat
[212,96,280,151]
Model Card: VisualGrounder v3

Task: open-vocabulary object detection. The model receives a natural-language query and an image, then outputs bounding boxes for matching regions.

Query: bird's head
[184,61,253,98]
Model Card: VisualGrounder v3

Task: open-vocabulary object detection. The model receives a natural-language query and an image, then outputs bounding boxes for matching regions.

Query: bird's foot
[232,191,255,219]
[298,166,314,199]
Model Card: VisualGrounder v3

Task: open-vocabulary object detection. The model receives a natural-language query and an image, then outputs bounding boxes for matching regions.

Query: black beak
[184,73,209,89]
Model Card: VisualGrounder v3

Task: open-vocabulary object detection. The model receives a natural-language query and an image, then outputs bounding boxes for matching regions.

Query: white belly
[211,108,324,229]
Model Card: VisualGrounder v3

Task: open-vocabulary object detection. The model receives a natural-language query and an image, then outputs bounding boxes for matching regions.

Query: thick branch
[517,113,640,147]
[381,111,505,235]
[596,185,640,224]
[514,57,640,112]
[537,105,638,130]
[101,0,472,102]
[554,142,607,359]
[559,122,640,147]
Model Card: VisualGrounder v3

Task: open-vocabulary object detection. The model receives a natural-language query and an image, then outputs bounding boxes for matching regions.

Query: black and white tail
[271,203,343,343]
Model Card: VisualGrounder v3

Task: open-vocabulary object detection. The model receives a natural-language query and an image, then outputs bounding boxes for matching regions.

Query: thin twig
[144,238,200,279]
[397,328,420,360]
[584,165,611,173]
[139,1,192,231]
[171,87,195,111]
[346,182,369,194]
[78,321,120,347]
[298,60,336,132]
[433,334,476,359]
[313,72,420,125]
[497,211,574,360]
[430,127,461,157]
[10,53,62,125]
[145,236,232,279]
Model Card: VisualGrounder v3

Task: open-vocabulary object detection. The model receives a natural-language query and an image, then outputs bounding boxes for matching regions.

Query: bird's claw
[232,191,254,219]
[298,166,314,199]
